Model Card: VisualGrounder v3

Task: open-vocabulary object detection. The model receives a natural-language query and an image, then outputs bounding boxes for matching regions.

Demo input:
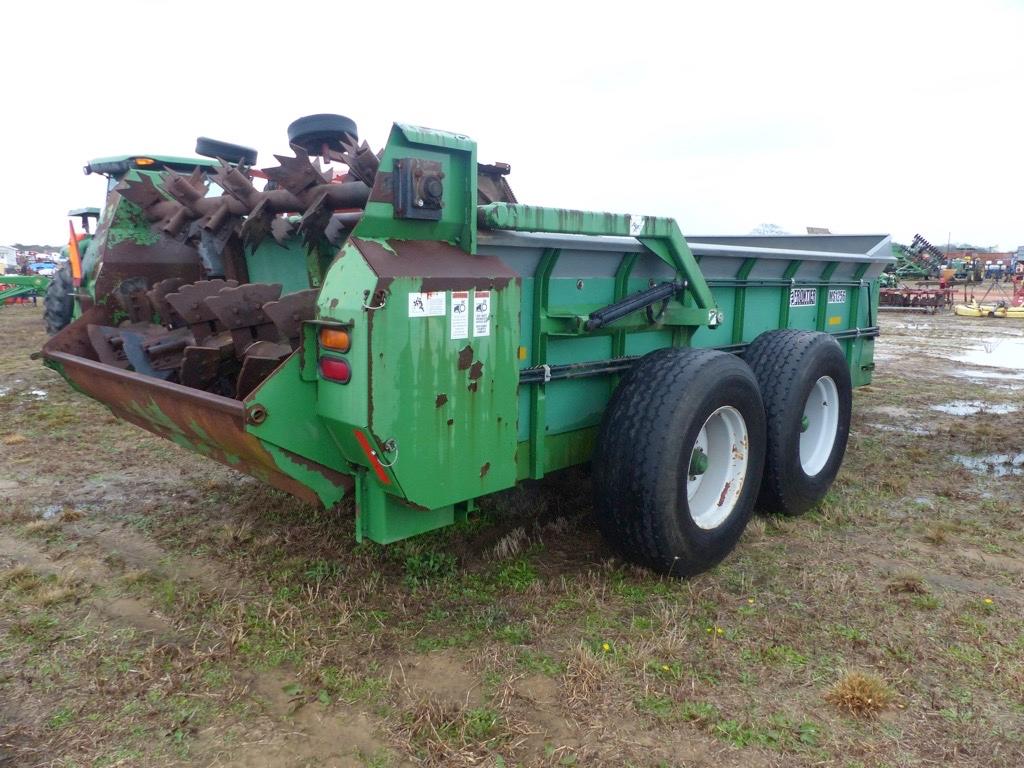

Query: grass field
[1,304,1022,767]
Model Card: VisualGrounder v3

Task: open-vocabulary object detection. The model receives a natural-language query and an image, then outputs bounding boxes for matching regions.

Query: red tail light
[319,357,351,384]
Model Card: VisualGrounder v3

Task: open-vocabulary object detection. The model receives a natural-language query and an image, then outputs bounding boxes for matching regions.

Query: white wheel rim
[686,406,749,530]
[800,376,839,476]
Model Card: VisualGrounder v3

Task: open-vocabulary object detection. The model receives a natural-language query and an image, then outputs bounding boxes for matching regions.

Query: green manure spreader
[43,117,892,575]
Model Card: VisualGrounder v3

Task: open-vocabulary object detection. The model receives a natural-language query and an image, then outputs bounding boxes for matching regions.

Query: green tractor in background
[47,207,98,331]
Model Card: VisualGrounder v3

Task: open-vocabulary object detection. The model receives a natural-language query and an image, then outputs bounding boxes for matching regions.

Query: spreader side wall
[476,231,888,480]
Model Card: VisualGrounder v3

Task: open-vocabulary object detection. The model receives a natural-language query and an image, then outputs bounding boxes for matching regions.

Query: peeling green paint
[188,419,214,445]
[107,200,160,247]
[263,443,348,507]
[128,400,179,434]
[356,237,398,255]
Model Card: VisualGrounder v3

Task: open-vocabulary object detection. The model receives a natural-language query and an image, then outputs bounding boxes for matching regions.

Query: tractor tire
[195,137,258,166]
[287,114,358,154]
[592,348,766,576]
[743,330,852,516]
[43,263,74,335]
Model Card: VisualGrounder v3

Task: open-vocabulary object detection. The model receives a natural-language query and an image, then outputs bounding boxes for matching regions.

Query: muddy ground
[1,304,1022,767]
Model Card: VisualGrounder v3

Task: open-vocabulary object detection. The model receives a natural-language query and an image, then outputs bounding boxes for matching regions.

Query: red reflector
[354,429,391,485]
[319,357,351,383]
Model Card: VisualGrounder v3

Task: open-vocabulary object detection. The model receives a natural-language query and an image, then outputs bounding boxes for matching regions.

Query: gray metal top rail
[478,231,893,264]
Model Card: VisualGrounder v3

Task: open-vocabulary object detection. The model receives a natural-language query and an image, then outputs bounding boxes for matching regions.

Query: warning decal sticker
[450,291,469,339]
[474,291,491,337]
[409,291,445,317]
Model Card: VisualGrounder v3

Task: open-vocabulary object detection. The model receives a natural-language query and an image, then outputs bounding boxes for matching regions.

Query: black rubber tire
[43,263,74,335]
[743,330,852,516]
[287,114,358,154]
[592,348,767,576]
[194,137,258,166]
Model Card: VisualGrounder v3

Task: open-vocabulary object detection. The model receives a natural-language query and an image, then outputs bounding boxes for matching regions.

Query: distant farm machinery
[878,282,953,313]
[0,274,50,305]
[879,233,1020,314]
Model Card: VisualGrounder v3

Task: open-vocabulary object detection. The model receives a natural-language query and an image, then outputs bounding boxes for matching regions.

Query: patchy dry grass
[1,307,1023,766]
[826,671,895,716]
[397,695,528,766]
[886,572,929,594]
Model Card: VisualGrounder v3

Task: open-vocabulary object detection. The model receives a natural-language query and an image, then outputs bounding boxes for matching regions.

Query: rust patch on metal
[468,361,483,380]
[468,382,478,393]
[120,158,370,241]
[44,304,117,360]
[480,462,490,478]
[165,279,238,341]
[278,446,353,489]
[477,163,517,205]
[91,236,204,303]
[365,309,375,427]
[42,349,348,507]
[367,171,394,204]
[457,345,473,370]
[146,277,186,326]
[717,481,731,507]
[435,393,448,408]
[263,289,318,348]
[447,418,454,426]
[353,238,515,291]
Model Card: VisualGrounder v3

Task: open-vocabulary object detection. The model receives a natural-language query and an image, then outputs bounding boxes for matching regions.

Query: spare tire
[287,114,358,154]
[195,137,258,166]
[44,263,74,335]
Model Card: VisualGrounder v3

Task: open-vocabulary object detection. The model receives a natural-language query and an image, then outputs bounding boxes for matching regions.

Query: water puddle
[953,337,1024,372]
[954,453,1024,477]
[41,505,62,520]
[930,400,1019,416]
[881,319,933,332]
[867,423,934,436]
[951,368,1024,383]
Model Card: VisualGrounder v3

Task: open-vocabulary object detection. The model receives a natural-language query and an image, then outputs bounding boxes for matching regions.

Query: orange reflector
[134,157,156,166]
[319,327,351,352]
[67,222,83,287]
[319,356,351,384]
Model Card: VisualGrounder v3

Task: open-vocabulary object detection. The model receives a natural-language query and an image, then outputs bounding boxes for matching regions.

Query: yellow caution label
[828,316,842,326]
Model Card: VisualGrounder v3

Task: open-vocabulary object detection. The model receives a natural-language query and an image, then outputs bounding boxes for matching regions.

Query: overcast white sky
[2,0,1022,249]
